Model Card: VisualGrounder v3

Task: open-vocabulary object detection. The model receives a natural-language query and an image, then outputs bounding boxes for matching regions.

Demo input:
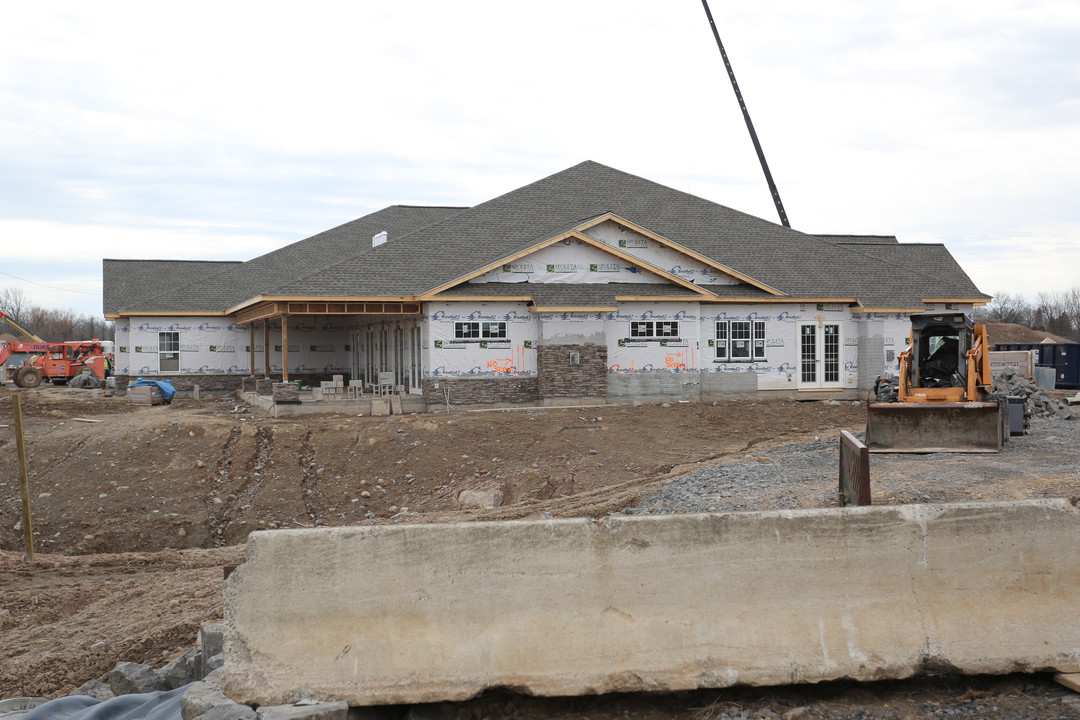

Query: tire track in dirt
[219,425,273,530]
[205,424,243,546]
[297,430,329,525]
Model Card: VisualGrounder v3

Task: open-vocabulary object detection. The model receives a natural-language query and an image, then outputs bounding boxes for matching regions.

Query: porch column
[263,321,271,378]
[281,314,289,382]
[249,325,256,377]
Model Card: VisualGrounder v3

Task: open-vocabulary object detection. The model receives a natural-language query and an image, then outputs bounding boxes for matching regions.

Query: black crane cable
[699,0,791,228]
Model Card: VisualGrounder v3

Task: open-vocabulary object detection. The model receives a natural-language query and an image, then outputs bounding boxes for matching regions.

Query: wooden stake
[13,394,34,562]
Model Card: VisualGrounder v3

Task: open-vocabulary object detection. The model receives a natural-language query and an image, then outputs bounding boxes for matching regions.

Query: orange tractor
[0,311,110,388]
[866,312,1005,452]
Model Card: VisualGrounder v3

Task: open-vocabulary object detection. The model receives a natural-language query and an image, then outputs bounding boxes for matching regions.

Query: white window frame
[714,322,728,360]
[158,331,180,373]
[481,321,507,339]
[630,321,679,339]
[454,321,481,340]
[715,320,767,362]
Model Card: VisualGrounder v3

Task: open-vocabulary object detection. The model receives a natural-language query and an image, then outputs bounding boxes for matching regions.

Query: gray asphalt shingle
[104,161,988,315]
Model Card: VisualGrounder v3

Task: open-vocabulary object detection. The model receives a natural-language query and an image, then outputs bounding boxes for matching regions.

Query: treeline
[975,287,1080,341]
[0,288,113,343]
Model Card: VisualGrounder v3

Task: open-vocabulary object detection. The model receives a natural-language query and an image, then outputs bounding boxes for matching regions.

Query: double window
[629,321,679,339]
[159,331,180,373]
[454,321,507,340]
[715,320,766,361]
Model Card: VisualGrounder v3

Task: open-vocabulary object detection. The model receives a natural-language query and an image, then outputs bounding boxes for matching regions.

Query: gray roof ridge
[812,234,898,239]
[393,203,470,210]
[102,258,242,264]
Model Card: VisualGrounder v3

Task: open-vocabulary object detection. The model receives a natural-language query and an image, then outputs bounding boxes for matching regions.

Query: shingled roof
[106,205,466,315]
[103,260,241,316]
[104,161,989,316]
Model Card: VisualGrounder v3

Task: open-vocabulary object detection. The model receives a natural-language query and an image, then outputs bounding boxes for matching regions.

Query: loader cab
[910,314,972,389]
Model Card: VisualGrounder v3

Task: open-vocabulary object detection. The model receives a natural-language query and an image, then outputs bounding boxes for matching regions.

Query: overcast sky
[2,1,1078,319]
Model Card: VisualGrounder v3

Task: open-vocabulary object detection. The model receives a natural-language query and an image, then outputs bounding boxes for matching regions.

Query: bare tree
[1033,291,1076,340]
[0,287,31,325]
[1061,287,1080,341]
[0,286,114,342]
[980,291,1033,325]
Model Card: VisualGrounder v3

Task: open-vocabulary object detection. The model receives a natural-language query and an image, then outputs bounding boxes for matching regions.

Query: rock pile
[993,370,1075,421]
[72,622,226,701]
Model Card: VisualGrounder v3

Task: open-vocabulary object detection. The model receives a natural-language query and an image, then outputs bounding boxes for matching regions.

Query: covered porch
[233,299,425,394]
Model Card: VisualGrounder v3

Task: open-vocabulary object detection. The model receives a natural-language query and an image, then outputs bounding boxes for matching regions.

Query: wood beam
[282,314,289,383]
[263,321,270,379]
[236,302,283,326]
[573,213,785,296]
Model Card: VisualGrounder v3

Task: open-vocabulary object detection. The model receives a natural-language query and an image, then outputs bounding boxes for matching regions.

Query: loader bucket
[865,401,1006,453]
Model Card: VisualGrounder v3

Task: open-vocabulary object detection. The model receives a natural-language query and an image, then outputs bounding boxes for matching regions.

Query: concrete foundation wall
[223,500,1080,707]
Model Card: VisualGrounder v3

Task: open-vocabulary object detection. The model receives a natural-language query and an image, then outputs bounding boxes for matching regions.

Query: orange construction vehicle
[866,312,1005,452]
[0,311,110,388]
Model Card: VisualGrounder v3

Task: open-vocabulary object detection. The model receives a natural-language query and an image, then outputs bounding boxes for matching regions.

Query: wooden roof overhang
[229,297,422,326]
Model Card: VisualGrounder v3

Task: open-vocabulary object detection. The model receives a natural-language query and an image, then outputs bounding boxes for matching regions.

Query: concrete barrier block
[223,500,1080,707]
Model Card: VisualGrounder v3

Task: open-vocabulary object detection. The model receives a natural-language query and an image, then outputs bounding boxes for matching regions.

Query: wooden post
[839,430,871,507]
[249,324,256,377]
[13,394,34,561]
[263,320,271,379]
[281,314,289,382]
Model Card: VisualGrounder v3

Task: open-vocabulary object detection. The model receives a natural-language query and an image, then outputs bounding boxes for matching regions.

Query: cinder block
[370,398,390,416]
[223,500,1080,707]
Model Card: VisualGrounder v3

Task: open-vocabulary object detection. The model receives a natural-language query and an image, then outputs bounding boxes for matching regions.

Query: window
[655,321,678,337]
[159,331,180,373]
[715,320,766,362]
[754,321,766,359]
[454,322,480,339]
[714,322,728,360]
[481,321,506,339]
[453,321,506,341]
[730,321,751,360]
[630,321,679,338]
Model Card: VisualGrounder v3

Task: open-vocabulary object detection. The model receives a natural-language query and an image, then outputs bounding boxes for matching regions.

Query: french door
[798,322,842,389]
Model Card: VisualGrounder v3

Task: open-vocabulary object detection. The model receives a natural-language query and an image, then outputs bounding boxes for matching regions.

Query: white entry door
[798,322,842,389]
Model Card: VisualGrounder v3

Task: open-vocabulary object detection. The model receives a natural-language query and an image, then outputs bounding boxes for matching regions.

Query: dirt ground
[1,386,1078,718]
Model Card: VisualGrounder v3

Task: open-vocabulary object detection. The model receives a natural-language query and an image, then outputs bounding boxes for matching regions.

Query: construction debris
[993,370,1076,420]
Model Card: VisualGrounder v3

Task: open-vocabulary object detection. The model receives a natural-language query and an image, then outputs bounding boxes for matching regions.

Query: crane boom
[0,311,44,343]
[700,0,791,228]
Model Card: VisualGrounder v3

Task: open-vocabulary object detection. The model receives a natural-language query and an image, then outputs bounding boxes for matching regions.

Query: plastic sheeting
[471,236,732,286]
[19,687,188,720]
[426,302,537,377]
[114,317,357,376]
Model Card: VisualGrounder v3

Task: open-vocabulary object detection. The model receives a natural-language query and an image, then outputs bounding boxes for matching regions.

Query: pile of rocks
[59,622,398,720]
[993,370,1075,421]
[74,623,226,701]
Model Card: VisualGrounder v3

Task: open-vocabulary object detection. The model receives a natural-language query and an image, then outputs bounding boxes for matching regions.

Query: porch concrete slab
[222,500,1080,707]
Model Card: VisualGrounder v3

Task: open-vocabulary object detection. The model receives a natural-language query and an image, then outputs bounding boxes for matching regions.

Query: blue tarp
[128,379,176,403]
[20,687,188,720]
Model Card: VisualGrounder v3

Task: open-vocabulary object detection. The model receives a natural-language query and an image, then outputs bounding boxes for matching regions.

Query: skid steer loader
[866,313,1006,453]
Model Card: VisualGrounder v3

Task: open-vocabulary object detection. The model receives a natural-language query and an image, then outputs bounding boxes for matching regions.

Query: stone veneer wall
[537,343,607,400]
[422,376,540,406]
